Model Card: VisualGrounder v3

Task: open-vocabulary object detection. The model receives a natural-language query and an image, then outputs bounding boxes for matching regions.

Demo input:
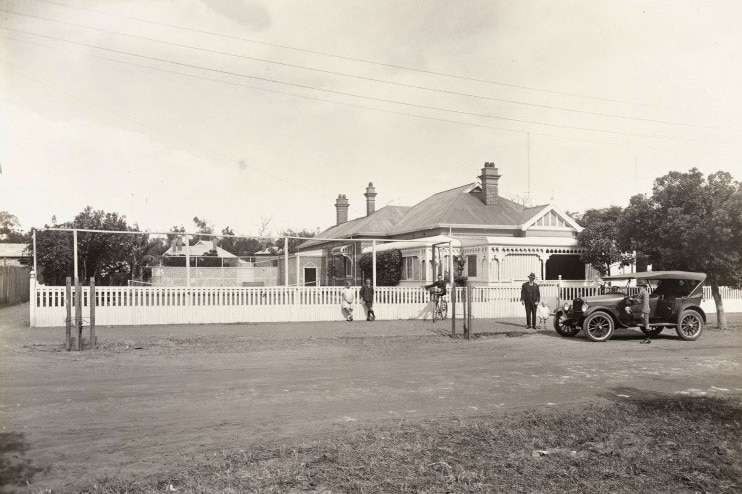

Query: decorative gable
[522,205,583,232]
[533,210,569,228]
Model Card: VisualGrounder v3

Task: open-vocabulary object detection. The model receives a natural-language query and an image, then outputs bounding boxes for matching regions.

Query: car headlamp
[582,301,589,310]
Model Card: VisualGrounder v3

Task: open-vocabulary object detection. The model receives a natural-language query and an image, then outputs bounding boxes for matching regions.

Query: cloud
[200,0,271,30]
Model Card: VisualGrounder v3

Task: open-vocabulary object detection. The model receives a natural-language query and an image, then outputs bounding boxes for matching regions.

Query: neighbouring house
[294,162,590,286]
[0,243,32,266]
[152,239,277,286]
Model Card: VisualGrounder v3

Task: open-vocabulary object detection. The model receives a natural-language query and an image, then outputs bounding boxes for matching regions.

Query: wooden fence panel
[0,266,30,306]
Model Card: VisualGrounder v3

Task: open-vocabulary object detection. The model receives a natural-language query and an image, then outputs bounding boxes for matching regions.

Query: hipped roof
[163,240,237,258]
[299,205,410,249]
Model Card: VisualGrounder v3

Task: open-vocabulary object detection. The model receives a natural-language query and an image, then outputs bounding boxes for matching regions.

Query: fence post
[466,281,472,340]
[451,285,456,338]
[75,280,83,351]
[89,277,96,349]
[65,277,72,351]
[29,270,37,327]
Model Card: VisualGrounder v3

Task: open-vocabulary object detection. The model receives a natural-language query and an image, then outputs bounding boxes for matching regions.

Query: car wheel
[583,312,615,342]
[553,311,580,337]
[641,326,664,338]
[676,310,703,341]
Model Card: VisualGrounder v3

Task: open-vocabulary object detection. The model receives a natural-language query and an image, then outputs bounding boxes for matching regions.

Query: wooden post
[73,229,78,284]
[89,277,96,349]
[284,237,289,287]
[29,270,37,328]
[75,279,82,351]
[466,281,472,340]
[32,228,38,280]
[65,277,72,351]
[372,240,377,288]
[451,283,456,338]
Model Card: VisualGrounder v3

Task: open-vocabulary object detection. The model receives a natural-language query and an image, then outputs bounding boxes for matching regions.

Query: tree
[280,228,317,254]
[35,207,140,285]
[359,249,403,286]
[220,227,269,257]
[0,211,29,243]
[191,216,214,245]
[575,206,626,276]
[621,168,742,329]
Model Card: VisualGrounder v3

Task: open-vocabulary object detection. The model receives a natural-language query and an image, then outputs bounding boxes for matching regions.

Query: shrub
[359,249,402,286]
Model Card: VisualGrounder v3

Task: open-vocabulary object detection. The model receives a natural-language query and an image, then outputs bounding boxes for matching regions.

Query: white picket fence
[29,280,742,327]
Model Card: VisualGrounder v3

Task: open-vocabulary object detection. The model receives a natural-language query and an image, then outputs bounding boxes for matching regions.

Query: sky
[1,0,741,237]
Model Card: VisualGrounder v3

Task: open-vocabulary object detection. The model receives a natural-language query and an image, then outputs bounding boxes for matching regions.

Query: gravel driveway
[2,303,740,493]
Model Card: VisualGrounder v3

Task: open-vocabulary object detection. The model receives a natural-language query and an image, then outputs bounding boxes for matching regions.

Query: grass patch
[79,395,741,494]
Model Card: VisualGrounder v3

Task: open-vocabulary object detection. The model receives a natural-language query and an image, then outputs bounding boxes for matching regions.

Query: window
[402,257,414,280]
[467,255,477,277]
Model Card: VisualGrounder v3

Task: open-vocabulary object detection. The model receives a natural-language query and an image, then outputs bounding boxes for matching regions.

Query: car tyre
[553,311,580,337]
[676,309,703,341]
[583,312,615,342]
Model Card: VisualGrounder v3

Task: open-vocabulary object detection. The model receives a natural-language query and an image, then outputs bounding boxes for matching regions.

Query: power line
[1,26,702,143]
[6,33,736,157]
[29,0,665,109]
[5,7,727,131]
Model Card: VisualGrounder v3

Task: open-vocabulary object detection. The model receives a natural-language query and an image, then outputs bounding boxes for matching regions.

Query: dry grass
[79,395,741,494]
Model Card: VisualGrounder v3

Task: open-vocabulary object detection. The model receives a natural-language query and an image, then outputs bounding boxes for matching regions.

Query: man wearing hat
[520,272,541,329]
[635,280,652,344]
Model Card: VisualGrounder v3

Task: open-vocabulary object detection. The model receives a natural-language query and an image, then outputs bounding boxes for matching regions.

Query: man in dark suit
[520,272,541,329]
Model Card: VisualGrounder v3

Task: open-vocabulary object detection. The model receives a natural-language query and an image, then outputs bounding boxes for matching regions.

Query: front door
[304,267,317,286]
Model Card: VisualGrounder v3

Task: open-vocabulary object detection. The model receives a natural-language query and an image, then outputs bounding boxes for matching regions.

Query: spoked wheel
[583,312,615,342]
[553,311,580,337]
[676,310,704,341]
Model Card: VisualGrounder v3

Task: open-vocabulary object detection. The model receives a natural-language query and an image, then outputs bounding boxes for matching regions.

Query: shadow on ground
[599,386,742,414]
[0,432,45,492]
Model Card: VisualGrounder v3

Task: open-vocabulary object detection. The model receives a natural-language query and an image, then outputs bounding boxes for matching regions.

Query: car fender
[583,306,621,326]
[679,305,706,322]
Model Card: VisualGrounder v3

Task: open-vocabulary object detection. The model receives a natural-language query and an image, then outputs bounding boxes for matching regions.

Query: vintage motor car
[553,271,707,342]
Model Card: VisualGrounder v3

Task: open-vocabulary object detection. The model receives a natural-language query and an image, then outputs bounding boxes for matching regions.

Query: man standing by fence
[360,278,375,321]
[521,272,540,329]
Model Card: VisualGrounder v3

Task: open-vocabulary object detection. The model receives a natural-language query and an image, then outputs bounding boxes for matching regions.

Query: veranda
[29,274,742,327]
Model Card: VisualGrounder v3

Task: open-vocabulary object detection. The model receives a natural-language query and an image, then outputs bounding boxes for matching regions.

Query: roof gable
[521,205,583,232]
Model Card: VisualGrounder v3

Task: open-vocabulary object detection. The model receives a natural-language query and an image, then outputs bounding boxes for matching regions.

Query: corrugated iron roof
[301,181,568,251]
[298,206,411,248]
[163,240,237,258]
[0,243,31,257]
[390,183,541,234]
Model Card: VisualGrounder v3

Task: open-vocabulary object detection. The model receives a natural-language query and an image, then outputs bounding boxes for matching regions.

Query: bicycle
[429,288,448,322]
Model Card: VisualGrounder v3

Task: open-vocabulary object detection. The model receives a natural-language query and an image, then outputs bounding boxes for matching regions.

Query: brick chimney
[479,162,501,205]
[335,194,349,225]
[364,182,377,216]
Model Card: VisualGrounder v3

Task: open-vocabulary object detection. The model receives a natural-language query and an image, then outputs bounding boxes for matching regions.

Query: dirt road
[2,303,741,492]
